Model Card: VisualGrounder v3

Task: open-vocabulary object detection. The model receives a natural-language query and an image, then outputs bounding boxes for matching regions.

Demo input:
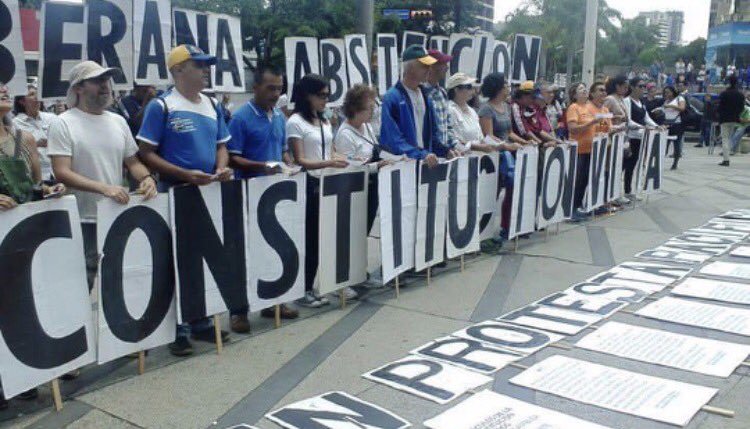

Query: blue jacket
[379,81,450,159]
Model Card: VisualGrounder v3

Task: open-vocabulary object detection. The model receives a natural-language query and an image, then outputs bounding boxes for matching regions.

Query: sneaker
[593,206,609,216]
[315,292,331,305]
[17,389,38,400]
[192,329,230,344]
[614,196,630,205]
[625,193,643,202]
[719,160,730,167]
[169,337,194,357]
[230,314,251,334]
[0,396,7,410]
[434,261,448,268]
[570,209,588,223]
[694,143,704,148]
[480,240,499,254]
[341,287,359,301]
[260,304,299,319]
[60,370,80,380]
[296,291,323,308]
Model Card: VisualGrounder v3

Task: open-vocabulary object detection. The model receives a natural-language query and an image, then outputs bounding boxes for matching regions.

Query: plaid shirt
[423,83,457,148]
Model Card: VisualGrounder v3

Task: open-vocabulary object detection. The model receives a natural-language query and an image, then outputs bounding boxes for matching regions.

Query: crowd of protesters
[1,43,747,407]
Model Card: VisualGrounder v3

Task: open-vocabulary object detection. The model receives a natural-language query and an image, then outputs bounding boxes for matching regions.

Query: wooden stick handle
[508,362,529,370]
[701,405,735,418]
[740,361,750,368]
[460,255,465,272]
[340,289,346,309]
[427,267,432,285]
[213,314,223,354]
[395,276,400,298]
[549,342,573,351]
[137,351,146,375]
[51,378,63,411]
[274,305,281,329]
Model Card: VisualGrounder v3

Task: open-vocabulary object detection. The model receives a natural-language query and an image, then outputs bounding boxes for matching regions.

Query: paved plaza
[2,142,750,429]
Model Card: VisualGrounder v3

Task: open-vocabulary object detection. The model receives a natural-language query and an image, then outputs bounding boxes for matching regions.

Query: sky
[494,0,711,43]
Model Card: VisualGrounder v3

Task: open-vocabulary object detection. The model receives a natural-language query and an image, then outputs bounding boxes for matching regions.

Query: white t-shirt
[48,108,138,223]
[405,86,425,148]
[448,101,484,152]
[13,111,58,180]
[286,113,334,174]
[664,96,684,123]
[334,121,376,160]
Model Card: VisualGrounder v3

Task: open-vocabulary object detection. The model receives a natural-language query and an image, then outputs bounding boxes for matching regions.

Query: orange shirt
[566,102,612,154]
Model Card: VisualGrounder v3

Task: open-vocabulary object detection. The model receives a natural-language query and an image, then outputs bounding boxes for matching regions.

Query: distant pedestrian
[718,75,746,166]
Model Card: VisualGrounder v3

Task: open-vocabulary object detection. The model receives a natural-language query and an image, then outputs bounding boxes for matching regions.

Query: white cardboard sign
[671,277,750,305]
[452,320,563,356]
[637,296,750,337]
[379,162,417,284]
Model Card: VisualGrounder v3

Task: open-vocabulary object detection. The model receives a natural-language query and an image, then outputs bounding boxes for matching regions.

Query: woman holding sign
[288,74,350,307]
[623,77,660,200]
[566,82,612,222]
[447,73,498,154]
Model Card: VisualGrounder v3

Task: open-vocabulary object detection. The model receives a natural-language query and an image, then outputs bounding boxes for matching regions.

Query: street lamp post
[582,0,598,87]
[356,0,374,56]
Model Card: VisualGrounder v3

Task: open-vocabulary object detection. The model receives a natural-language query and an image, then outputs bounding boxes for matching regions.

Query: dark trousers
[305,176,320,292]
[81,223,97,292]
[367,174,378,235]
[623,139,641,195]
[574,153,591,210]
[501,186,513,231]
[667,122,684,158]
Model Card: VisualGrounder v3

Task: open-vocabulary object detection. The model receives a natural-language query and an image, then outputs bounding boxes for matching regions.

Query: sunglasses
[456,84,474,90]
[315,92,330,100]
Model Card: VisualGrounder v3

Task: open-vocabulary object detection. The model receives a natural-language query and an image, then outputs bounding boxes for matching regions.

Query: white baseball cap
[446,72,477,90]
[65,61,121,107]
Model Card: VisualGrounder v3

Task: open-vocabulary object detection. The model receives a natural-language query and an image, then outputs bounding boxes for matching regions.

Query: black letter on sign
[321,42,344,102]
[537,292,625,315]
[500,305,589,329]
[370,359,452,401]
[271,392,408,429]
[87,0,127,85]
[214,18,241,87]
[322,172,366,283]
[390,169,403,268]
[293,41,312,83]
[101,206,174,342]
[492,42,510,75]
[0,2,16,84]
[590,139,607,205]
[348,37,371,86]
[570,282,646,303]
[418,337,518,373]
[174,182,247,322]
[450,37,472,75]
[136,0,167,81]
[404,33,426,50]
[257,180,299,300]
[448,157,478,249]
[0,211,87,369]
[379,35,396,90]
[474,36,489,81]
[478,155,497,233]
[514,151,530,232]
[173,11,211,86]
[512,36,541,81]
[466,323,551,350]
[41,2,84,99]
[541,147,564,220]
[644,134,662,190]
[562,144,577,217]
[420,162,449,261]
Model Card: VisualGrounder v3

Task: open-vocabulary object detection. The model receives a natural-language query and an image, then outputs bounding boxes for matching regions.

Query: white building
[638,10,684,47]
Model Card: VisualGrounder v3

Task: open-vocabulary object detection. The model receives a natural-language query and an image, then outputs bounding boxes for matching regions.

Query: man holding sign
[49,61,158,291]
[137,45,233,356]
[380,45,456,167]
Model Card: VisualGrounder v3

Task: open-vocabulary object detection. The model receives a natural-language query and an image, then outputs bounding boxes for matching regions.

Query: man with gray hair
[380,45,456,167]
[48,61,158,290]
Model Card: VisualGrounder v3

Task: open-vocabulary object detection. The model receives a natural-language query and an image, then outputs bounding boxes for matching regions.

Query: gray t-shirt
[478,102,512,141]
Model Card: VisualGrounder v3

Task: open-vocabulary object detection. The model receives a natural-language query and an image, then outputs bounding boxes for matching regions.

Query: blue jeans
[700,121,712,146]
[730,125,748,153]
[176,318,213,339]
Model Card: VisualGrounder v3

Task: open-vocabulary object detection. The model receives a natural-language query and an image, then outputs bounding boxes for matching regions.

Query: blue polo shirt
[227,102,286,179]
[137,89,231,177]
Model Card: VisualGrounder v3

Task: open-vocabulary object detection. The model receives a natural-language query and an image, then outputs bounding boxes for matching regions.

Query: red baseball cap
[428,49,453,64]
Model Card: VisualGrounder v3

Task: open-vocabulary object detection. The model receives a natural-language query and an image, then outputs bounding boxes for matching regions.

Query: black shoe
[17,388,38,400]
[670,164,677,170]
[0,396,7,410]
[434,261,448,268]
[694,143,704,148]
[169,337,194,357]
[191,329,230,344]
[719,160,730,167]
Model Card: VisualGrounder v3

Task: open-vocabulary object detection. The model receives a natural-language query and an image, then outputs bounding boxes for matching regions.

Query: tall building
[710,0,750,27]
[638,10,684,47]
[474,0,494,32]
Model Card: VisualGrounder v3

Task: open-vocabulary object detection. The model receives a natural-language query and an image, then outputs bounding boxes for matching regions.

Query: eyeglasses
[456,84,474,90]
[315,92,330,100]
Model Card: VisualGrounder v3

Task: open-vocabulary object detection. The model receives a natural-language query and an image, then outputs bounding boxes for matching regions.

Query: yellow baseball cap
[167,45,217,69]
[402,45,438,66]
[518,80,535,92]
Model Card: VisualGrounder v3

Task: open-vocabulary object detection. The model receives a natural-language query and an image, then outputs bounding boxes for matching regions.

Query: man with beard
[48,61,158,290]
[225,64,299,332]
[137,45,233,356]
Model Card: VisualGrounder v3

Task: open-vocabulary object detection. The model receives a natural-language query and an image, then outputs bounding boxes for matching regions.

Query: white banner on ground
[344,34,371,87]
[477,153,503,241]
[537,143,576,228]
[717,209,750,222]
[415,161,449,271]
[318,167,368,294]
[497,304,603,335]
[452,320,563,356]
[637,296,750,336]
[701,261,750,281]
[377,34,399,97]
[535,291,628,317]
[448,33,475,77]
[585,134,608,211]
[379,162,417,284]
[319,39,348,107]
[208,13,245,93]
[87,0,134,91]
[96,196,176,364]
[424,390,612,429]
[0,197,95,398]
[446,156,480,258]
[731,246,750,258]
[672,277,750,305]
[409,336,522,375]
[577,321,750,378]
[266,391,411,429]
[511,34,541,83]
[563,280,658,303]
[510,355,718,426]
[284,37,320,107]
[39,0,86,101]
[133,0,171,85]
[587,260,693,286]
[170,181,249,323]
[0,0,28,95]
[362,356,492,404]
[509,145,538,239]
[607,132,625,202]
[246,174,306,310]
[636,246,712,265]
